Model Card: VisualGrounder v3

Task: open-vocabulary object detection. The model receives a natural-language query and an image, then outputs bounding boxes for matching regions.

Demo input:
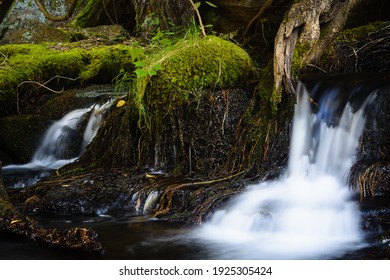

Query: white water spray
[2,101,112,187]
[194,82,371,259]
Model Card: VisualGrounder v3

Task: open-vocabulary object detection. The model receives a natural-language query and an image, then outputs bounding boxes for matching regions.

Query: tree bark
[133,0,193,35]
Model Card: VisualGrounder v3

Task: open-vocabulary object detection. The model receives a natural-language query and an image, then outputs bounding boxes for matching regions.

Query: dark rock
[350,85,390,197]
[0,115,48,163]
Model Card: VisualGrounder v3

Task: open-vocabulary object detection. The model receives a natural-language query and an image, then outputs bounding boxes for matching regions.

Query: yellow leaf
[117,100,126,107]
[10,220,21,225]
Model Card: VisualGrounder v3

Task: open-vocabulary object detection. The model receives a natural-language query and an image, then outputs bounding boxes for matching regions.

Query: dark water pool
[1,207,389,260]
[0,214,209,260]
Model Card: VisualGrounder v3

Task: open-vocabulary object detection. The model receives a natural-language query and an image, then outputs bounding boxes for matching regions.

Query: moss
[42,90,81,120]
[79,45,134,81]
[291,41,312,78]
[132,35,254,121]
[0,43,139,116]
[257,61,277,112]
[337,21,387,43]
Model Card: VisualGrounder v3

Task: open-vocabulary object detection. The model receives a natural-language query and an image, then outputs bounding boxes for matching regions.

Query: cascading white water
[194,82,372,259]
[31,108,90,169]
[2,101,111,187]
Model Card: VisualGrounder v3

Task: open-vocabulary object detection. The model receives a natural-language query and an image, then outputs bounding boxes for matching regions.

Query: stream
[1,77,390,260]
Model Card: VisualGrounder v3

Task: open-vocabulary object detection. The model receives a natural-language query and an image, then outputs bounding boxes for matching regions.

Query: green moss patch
[337,21,387,43]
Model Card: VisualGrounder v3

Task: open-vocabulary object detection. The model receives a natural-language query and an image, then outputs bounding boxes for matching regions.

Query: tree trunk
[133,0,193,35]
[71,0,136,30]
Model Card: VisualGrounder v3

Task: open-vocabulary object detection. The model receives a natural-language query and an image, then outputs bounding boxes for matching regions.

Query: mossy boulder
[0,43,139,117]
[134,35,254,118]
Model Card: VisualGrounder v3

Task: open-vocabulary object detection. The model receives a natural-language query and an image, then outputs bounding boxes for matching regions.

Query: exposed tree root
[16,75,81,114]
[243,0,274,38]
[350,161,390,199]
[153,170,247,217]
[273,0,361,104]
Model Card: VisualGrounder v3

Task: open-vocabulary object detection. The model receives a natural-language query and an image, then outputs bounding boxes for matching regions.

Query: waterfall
[194,81,375,259]
[2,100,111,188]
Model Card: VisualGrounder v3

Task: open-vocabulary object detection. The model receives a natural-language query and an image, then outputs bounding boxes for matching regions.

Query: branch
[188,0,207,37]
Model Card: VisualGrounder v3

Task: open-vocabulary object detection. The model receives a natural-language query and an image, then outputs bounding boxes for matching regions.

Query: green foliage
[194,1,218,8]
[113,69,133,96]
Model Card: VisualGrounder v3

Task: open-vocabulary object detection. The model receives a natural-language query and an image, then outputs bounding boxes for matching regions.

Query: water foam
[194,82,371,259]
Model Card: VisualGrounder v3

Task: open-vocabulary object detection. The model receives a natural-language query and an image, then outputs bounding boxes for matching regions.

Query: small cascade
[2,100,112,188]
[194,79,376,259]
[31,108,89,169]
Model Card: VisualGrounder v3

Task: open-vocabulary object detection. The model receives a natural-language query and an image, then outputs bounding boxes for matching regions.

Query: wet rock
[350,85,390,197]
[1,161,103,256]
[0,115,48,163]
[0,21,72,44]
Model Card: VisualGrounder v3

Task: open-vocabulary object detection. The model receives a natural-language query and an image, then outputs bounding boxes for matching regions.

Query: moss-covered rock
[316,21,390,73]
[133,35,254,120]
[336,21,387,43]
[0,43,139,117]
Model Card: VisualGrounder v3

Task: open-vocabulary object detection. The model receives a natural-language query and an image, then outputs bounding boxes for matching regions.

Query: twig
[243,0,273,38]
[153,170,247,217]
[188,0,207,37]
